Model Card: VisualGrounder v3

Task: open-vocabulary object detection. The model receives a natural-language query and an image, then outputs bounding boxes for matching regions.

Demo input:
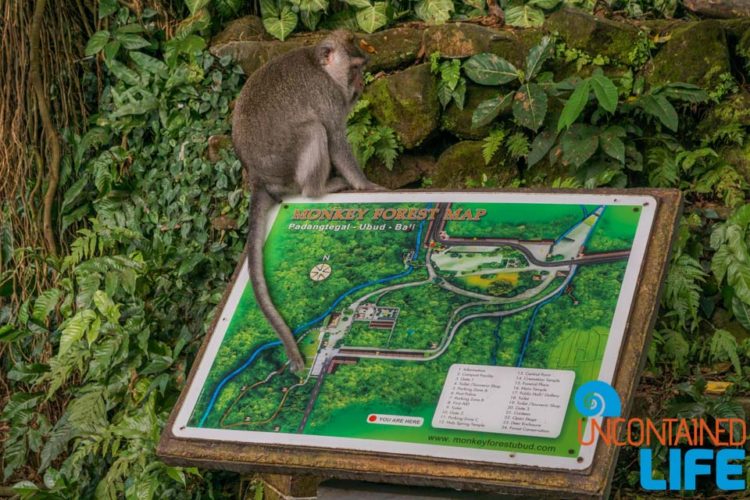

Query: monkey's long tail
[247,186,306,372]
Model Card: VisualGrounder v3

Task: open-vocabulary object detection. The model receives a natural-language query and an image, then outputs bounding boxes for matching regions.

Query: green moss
[432,141,518,188]
[645,20,730,89]
[545,8,642,66]
[363,64,439,149]
[362,26,422,72]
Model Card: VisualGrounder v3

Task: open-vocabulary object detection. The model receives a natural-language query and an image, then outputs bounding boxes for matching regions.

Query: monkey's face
[318,31,369,102]
[349,56,366,98]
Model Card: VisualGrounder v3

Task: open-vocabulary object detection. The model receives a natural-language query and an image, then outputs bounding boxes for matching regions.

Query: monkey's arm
[327,127,384,191]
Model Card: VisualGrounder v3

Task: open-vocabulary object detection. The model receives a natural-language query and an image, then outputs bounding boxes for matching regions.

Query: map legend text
[433,365,575,438]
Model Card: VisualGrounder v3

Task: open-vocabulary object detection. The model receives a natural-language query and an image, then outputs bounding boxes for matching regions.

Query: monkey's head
[316,30,368,103]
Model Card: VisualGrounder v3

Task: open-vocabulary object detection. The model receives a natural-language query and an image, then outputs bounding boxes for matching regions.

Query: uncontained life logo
[574,380,747,492]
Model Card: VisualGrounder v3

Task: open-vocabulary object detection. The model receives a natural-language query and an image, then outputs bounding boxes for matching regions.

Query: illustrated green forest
[2,0,750,497]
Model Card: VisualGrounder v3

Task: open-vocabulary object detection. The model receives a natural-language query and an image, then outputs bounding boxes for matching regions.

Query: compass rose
[309,263,332,281]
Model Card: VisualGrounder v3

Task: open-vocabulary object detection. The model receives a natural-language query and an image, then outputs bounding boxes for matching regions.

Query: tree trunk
[683,0,750,18]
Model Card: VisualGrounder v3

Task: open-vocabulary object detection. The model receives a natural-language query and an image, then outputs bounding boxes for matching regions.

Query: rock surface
[363,64,440,149]
[364,26,423,72]
[208,12,750,187]
[545,8,643,65]
[644,20,731,89]
[431,141,518,188]
[367,155,437,189]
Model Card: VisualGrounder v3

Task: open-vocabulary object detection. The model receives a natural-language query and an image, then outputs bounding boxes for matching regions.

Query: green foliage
[261,0,299,40]
[1,8,246,496]
[711,205,750,312]
[415,0,455,23]
[482,127,507,164]
[347,100,402,169]
[464,36,554,131]
[504,0,560,28]
[431,54,467,110]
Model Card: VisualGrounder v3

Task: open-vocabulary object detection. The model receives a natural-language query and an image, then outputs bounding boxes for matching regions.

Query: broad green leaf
[85,31,110,56]
[659,83,709,103]
[61,177,88,214]
[298,0,328,12]
[709,329,741,375]
[557,79,590,131]
[300,9,323,29]
[263,6,298,41]
[732,296,750,331]
[115,23,145,34]
[728,203,750,227]
[215,0,245,17]
[463,53,519,86]
[464,0,485,9]
[599,126,625,163]
[99,0,118,18]
[728,261,750,304]
[505,5,545,28]
[453,78,466,110]
[711,245,730,284]
[415,0,454,24]
[524,36,553,82]
[561,124,599,167]
[527,129,558,167]
[472,92,513,128]
[355,3,387,34]
[185,0,210,14]
[343,0,372,8]
[512,83,547,131]
[261,0,280,16]
[591,73,618,113]
[177,8,213,37]
[130,51,168,77]
[106,59,140,86]
[114,32,151,50]
[637,94,679,131]
[86,316,102,345]
[103,40,121,62]
[93,290,120,324]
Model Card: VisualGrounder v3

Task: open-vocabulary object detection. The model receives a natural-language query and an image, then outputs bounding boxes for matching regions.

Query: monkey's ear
[316,41,335,66]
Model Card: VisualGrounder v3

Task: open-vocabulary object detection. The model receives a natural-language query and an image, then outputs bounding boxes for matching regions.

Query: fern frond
[482,128,506,165]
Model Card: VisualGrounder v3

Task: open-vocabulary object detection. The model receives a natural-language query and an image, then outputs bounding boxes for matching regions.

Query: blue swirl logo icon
[574,380,621,417]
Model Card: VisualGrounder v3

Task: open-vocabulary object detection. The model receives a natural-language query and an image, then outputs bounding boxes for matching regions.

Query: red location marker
[368,415,377,422]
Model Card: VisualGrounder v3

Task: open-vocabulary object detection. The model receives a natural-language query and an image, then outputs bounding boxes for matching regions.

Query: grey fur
[232,30,382,372]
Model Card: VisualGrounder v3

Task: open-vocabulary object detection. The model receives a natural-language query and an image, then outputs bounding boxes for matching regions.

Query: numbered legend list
[432,365,576,438]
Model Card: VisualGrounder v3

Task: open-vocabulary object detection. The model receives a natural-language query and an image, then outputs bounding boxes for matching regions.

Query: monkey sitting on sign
[232,30,384,372]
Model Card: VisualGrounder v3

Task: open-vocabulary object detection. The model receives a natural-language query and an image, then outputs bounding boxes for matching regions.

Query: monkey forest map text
[173,192,656,470]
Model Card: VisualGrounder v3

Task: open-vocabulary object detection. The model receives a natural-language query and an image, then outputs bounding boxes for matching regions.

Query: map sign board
[159,190,681,496]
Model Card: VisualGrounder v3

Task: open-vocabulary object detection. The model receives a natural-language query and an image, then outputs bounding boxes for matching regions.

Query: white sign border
[172,191,657,471]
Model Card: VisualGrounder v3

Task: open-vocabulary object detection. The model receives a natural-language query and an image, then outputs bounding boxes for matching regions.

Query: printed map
[173,193,655,469]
